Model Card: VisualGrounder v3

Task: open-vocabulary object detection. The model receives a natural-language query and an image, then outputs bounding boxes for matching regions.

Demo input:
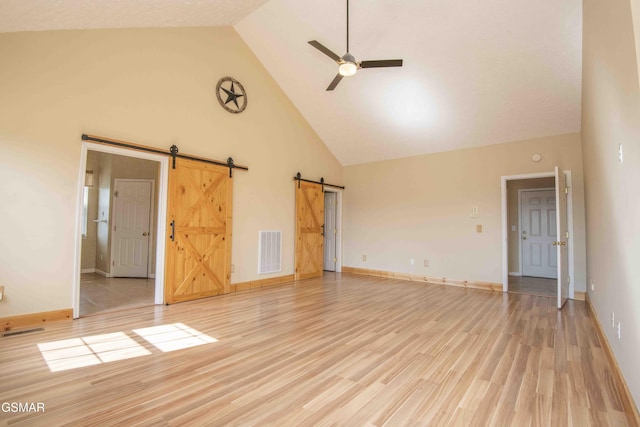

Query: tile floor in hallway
[508,275,556,298]
[80,273,155,316]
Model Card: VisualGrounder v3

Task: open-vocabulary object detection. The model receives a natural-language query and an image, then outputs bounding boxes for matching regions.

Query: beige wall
[343,133,587,289]
[0,27,342,317]
[80,151,100,271]
[632,0,640,86]
[96,154,113,274]
[507,177,556,273]
[583,0,640,407]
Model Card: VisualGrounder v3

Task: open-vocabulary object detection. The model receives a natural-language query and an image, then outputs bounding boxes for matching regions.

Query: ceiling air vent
[258,231,282,274]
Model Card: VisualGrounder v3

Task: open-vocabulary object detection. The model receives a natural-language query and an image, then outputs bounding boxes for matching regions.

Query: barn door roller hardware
[294,172,345,191]
[82,134,248,177]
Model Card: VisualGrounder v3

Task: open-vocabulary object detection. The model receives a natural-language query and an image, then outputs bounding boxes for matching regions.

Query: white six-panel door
[111,179,153,277]
[520,189,557,279]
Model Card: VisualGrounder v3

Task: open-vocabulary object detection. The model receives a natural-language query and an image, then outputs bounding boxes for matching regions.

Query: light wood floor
[1,273,635,426]
[80,273,155,317]
[508,275,557,298]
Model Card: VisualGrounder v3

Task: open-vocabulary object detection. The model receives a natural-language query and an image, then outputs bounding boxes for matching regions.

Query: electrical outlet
[424,259,429,267]
[230,264,234,273]
[611,312,615,328]
[410,259,415,265]
[0,285,4,301]
[617,322,621,339]
[476,224,483,233]
[591,282,594,291]
[362,254,367,262]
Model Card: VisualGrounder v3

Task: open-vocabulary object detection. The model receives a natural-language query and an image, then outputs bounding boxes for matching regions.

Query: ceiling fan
[308,0,403,91]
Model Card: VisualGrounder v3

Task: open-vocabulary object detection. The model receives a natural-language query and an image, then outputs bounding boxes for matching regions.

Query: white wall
[0,27,342,317]
[582,0,640,408]
[343,133,587,289]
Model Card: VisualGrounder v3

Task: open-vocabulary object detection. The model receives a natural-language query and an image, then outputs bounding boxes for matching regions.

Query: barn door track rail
[294,172,345,191]
[82,134,248,177]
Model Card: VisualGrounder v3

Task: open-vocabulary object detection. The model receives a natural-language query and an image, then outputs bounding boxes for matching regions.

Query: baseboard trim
[586,294,640,426]
[95,269,112,278]
[1,309,73,332]
[231,274,295,293]
[81,268,95,274]
[342,267,502,292]
[508,272,521,276]
[574,291,586,301]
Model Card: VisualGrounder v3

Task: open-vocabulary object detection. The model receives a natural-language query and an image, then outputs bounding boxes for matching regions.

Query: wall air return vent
[258,231,282,274]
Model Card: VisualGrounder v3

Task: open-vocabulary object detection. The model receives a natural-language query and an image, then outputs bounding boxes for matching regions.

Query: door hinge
[114,190,118,197]
[565,231,569,239]
[114,225,117,232]
[334,229,337,235]
[564,187,569,194]
[112,260,115,266]
[334,257,337,263]
[567,276,571,285]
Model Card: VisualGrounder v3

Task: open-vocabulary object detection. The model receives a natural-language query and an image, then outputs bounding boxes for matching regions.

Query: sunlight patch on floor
[38,332,150,372]
[133,323,217,352]
[38,324,216,372]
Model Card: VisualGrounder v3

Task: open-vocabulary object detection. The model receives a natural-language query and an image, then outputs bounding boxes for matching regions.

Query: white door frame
[323,187,343,273]
[73,141,169,318]
[501,171,574,298]
[110,178,155,278]
[518,187,555,278]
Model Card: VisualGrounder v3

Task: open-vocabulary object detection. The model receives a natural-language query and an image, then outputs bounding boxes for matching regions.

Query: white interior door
[520,189,557,278]
[112,179,152,277]
[555,167,569,308]
[323,191,337,271]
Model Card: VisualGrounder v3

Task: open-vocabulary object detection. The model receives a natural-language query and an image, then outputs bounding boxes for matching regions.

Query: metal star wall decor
[216,77,247,114]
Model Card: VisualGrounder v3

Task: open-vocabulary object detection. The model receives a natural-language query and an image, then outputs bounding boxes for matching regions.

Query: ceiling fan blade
[360,59,403,68]
[326,74,344,91]
[308,40,341,62]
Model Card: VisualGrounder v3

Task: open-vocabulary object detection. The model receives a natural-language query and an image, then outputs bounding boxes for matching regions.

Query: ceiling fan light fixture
[339,52,358,76]
[338,61,357,76]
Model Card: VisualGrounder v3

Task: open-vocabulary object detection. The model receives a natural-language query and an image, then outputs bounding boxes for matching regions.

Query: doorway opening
[509,178,556,297]
[74,142,169,318]
[323,188,343,272]
[501,171,575,302]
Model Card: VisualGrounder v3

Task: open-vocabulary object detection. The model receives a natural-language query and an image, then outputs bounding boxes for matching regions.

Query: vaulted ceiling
[0,0,582,165]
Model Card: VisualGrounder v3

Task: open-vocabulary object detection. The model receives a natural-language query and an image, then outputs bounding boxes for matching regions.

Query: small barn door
[295,181,324,280]
[165,158,232,304]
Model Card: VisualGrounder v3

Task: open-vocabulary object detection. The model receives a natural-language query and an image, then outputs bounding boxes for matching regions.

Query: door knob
[142,232,149,237]
[522,236,527,240]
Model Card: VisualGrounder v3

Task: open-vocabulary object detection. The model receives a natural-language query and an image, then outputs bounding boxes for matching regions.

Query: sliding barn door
[295,181,324,280]
[165,158,232,304]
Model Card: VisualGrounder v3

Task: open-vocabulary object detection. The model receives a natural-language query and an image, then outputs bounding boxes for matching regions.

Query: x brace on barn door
[82,134,249,177]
